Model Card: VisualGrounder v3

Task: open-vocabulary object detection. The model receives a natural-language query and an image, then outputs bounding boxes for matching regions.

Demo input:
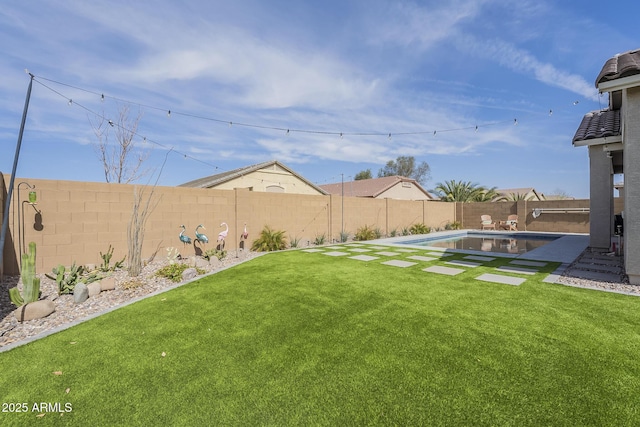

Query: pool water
[400,232,559,255]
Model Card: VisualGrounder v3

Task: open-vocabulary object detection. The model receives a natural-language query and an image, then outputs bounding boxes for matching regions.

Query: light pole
[341,173,344,239]
[0,72,34,282]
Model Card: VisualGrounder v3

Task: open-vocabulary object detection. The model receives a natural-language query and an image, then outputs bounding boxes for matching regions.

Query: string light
[31,74,557,140]
[67,99,73,106]
[101,94,104,102]
[549,109,553,116]
[31,77,222,172]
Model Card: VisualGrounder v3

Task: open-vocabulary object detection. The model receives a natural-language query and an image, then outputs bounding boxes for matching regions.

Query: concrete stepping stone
[375,251,399,256]
[345,244,365,247]
[476,273,526,286]
[395,248,418,253]
[366,246,387,250]
[350,255,379,262]
[579,256,621,266]
[325,246,344,250]
[573,262,622,274]
[425,252,454,257]
[509,260,547,268]
[446,260,482,268]
[464,255,495,262]
[323,251,350,256]
[423,265,464,276]
[407,255,438,262]
[495,266,538,275]
[382,260,417,268]
[302,248,324,253]
[348,248,372,253]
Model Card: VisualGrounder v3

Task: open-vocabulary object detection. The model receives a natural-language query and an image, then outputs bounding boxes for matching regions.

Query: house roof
[319,175,434,199]
[179,160,328,195]
[572,109,621,144]
[596,48,640,86]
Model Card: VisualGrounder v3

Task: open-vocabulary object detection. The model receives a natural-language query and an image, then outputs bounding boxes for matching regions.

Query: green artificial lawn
[2,245,640,426]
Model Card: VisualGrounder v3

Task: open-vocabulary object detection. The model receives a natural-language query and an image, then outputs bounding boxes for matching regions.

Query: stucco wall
[209,166,322,195]
[377,182,431,200]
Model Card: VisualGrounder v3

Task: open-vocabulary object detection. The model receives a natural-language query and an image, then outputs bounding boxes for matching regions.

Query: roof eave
[573,134,622,147]
[598,74,640,93]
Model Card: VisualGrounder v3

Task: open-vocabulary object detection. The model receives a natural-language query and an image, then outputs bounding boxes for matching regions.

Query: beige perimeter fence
[2,173,602,276]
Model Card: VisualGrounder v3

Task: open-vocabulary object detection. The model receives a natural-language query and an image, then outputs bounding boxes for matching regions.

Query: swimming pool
[397,231,561,255]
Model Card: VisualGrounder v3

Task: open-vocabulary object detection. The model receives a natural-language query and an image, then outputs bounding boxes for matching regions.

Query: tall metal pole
[341,173,344,238]
[0,73,34,281]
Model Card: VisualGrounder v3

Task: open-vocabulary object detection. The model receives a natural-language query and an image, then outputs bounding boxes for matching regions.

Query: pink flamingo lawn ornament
[241,223,249,240]
[218,222,229,248]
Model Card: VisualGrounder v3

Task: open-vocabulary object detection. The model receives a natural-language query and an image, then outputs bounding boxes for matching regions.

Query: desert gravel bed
[0,250,261,350]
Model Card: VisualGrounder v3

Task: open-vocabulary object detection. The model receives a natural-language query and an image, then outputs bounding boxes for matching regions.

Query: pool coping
[366,230,589,264]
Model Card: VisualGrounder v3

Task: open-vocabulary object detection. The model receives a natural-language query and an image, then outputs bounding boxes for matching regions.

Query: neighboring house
[573,48,638,284]
[180,160,328,195]
[494,188,545,201]
[320,176,435,200]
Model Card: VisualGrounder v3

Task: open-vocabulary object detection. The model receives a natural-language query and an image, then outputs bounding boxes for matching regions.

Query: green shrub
[388,228,398,237]
[289,235,301,248]
[203,248,227,261]
[354,225,376,241]
[156,263,205,282]
[314,233,326,245]
[339,231,350,243]
[445,221,462,230]
[409,223,431,235]
[251,225,287,252]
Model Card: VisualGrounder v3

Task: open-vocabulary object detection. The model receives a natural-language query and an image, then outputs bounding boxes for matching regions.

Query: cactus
[100,244,126,272]
[8,242,41,307]
[46,262,86,295]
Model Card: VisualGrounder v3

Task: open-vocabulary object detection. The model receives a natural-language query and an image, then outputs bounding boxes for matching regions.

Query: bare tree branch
[89,103,149,184]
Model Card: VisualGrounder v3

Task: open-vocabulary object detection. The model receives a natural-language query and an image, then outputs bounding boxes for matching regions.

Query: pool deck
[367,230,589,264]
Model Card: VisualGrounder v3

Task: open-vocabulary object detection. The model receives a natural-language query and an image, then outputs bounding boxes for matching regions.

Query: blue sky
[1,1,636,198]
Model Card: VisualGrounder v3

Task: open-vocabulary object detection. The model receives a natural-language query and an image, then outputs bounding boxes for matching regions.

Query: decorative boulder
[14,300,55,322]
[74,283,89,304]
[209,257,221,268]
[193,257,209,270]
[87,282,101,297]
[100,277,116,291]
[181,267,198,281]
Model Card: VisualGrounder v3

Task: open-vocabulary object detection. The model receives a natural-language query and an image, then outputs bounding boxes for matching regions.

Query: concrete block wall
[1,174,595,276]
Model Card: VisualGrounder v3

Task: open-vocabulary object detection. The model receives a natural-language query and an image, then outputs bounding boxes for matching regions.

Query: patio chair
[499,214,518,231]
[480,215,496,230]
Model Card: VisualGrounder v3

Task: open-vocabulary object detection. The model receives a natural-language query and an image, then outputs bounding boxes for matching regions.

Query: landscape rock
[181,268,198,281]
[74,283,89,304]
[14,300,56,322]
[100,277,116,291]
[87,282,102,297]
[85,263,96,271]
[193,257,210,269]
[209,257,221,268]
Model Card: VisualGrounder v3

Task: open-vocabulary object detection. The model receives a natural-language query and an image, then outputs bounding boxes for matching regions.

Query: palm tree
[433,180,497,202]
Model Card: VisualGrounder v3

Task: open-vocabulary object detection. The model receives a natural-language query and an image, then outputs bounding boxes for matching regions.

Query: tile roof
[596,48,640,86]
[179,160,328,194]
[572,109,621,144]
[320,175,433,199]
